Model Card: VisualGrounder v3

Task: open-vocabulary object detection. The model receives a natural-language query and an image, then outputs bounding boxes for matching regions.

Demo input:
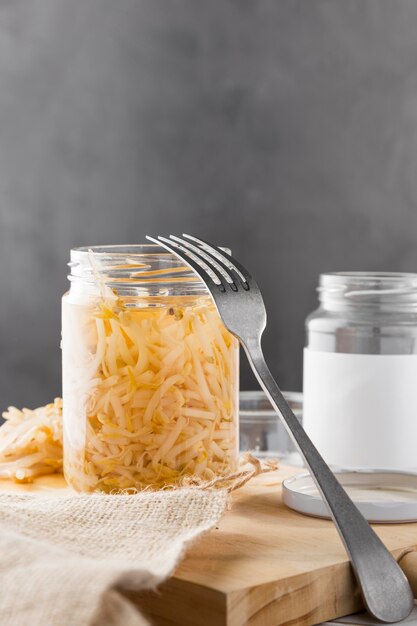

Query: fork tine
[169,235,237,288]
[182,234,251,288]
[145,235,227,291]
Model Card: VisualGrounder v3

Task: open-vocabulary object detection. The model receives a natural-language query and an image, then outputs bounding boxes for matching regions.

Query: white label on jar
[303,349,417,470]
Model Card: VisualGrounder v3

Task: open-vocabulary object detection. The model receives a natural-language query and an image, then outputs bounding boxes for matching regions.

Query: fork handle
[243,340,414,623]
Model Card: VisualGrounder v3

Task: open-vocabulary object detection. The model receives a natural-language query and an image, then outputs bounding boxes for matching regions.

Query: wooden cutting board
[3,468,417,626]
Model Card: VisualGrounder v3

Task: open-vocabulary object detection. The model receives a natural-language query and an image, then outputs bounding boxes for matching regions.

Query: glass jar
[239,390,303,465]
[303,272,417,470]
[62,245,239,493]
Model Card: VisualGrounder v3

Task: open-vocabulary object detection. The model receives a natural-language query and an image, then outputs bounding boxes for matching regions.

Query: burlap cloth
[0,487,228,626]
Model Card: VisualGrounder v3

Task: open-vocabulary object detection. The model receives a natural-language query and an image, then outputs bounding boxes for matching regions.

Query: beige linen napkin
[0,488,228,626]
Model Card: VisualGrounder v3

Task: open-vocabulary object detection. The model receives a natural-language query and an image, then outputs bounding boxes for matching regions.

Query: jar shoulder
[306,306,417,330]
[306,307,417,354]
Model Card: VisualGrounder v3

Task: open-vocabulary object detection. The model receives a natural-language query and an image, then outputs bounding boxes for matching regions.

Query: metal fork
[146,233,414,623]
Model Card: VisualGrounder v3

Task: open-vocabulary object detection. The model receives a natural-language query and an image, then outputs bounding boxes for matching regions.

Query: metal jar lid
[283,469,417,523]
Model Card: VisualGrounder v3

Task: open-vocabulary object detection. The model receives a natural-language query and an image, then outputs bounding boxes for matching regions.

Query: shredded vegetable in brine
[0,398,63,482]
[62,295,239,492]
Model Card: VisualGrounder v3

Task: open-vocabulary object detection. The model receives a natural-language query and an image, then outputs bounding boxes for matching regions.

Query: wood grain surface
[3,468,417,626]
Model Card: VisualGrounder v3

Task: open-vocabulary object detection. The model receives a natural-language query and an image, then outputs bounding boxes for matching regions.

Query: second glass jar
[303,272,417,470]
[62,245,239,493]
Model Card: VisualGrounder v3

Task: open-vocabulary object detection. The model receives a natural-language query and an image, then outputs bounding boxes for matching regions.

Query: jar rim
[318,271,417,309]
[72,244,167,255]
[321,271,417,282]
[68,244,208,296]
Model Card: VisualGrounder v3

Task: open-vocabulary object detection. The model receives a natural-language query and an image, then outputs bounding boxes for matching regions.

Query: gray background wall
[1,0,417,409]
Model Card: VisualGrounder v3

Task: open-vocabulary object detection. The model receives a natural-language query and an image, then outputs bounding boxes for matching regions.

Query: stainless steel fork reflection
[146,233,414,623]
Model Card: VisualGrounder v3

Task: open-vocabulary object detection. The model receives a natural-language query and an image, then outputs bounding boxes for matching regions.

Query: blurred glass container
[239,391,303,465]
[304,272,417,470]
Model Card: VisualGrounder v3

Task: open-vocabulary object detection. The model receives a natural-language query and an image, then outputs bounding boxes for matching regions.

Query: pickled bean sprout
[63,295,239,492]
[0,398,63,482]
